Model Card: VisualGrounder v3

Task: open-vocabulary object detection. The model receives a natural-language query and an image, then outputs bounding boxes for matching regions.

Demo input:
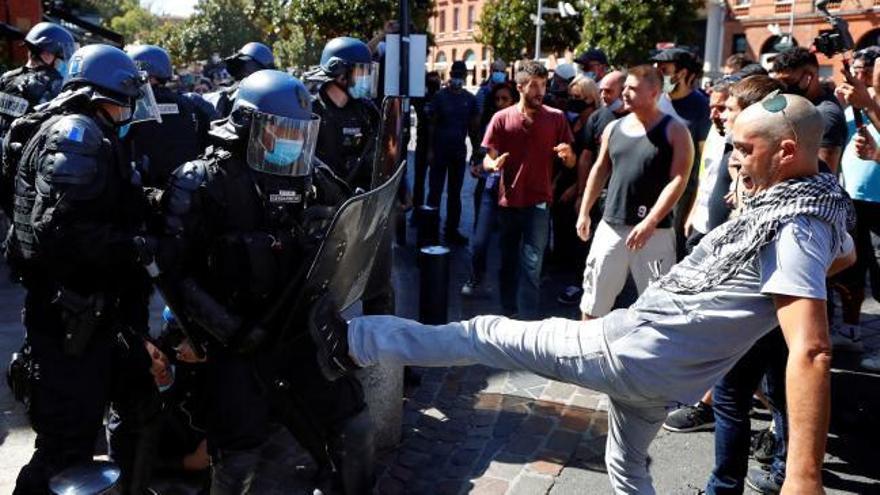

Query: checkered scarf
[657,172,855,294]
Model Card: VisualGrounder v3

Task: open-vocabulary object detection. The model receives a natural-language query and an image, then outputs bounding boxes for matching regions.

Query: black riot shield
[370,96,404,188]
[303,160,406,313]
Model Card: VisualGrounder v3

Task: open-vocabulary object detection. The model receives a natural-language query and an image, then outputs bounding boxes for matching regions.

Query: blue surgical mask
[55,59,68,77]
[118,123,131,139]
[491,71,506,84]
[265,138,304,166]
[157,364,176,393]
[348,75,372,100]
[583,71,597,81]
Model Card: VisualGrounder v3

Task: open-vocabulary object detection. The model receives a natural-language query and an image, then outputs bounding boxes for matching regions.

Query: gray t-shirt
[601,215,841,404]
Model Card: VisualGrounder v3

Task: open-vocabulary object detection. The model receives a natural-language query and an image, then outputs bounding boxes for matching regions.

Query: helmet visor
[131,75,162,124]
[349,62,379,99]
[247,111,321,177]
[60,41,79,62]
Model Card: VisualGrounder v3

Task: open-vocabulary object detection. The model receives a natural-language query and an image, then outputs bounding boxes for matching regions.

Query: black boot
[328,409,375,495]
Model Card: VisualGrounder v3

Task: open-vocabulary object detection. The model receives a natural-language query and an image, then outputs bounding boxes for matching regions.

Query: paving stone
[528,458,566,477]
[545,429,582,453]
[559,406,594,432]
[469,476,509,495]
[435,478,465,494]
[398,450,432,469]
[390,464,415,482]
[503,434,545,456]
[540,381,577,401]
[508,471,556,495]
[376,475,406,495]
[484,459,526,481]
[472,410,497,426]
[518,415,555,435]
[470,424,495,438]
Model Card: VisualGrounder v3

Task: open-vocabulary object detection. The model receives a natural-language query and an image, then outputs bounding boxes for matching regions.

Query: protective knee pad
[329,409,376,495]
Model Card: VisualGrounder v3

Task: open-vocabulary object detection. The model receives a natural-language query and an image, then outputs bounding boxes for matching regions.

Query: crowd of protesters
[412,45,880,494]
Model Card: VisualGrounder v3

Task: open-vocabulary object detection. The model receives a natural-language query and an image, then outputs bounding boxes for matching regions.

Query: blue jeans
[469,177,499,282]
[706,328,788,494]
[498,204,550,320]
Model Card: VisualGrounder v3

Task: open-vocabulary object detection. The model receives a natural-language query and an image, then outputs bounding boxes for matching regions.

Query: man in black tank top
[575,65,694,320]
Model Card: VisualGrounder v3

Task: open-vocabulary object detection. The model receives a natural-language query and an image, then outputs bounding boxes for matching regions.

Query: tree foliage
[476,0,581,63]
[579,0,702,67]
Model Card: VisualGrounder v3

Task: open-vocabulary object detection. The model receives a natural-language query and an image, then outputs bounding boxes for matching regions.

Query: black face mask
[566,99,591,114]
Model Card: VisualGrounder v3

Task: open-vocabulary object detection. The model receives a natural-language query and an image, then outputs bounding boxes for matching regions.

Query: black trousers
[427,148,467,235]
[14,290,160,495]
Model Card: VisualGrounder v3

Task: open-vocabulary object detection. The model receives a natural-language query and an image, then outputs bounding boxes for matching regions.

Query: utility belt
[53,286,120,356]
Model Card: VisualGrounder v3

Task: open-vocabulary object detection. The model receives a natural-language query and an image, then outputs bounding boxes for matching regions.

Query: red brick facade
[0,0,44,66]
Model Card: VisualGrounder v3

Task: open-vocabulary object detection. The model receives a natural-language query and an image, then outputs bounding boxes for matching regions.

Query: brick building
[0,0,43,68]
[719,0,880,83]
[427,0,493,84]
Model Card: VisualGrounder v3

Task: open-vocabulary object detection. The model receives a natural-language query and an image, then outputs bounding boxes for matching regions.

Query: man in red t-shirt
[481,60,576,319]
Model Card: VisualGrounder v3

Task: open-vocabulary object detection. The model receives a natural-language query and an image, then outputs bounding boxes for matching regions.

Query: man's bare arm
[775,295,831,495]
[578,124,614,219]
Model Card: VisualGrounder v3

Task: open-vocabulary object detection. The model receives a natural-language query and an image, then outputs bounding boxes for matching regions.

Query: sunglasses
[761,90,798,143]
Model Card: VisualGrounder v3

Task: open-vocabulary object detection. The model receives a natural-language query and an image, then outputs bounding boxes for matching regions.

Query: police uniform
[312,88,379,187]
[8,90,159,495]
[127,85,214,187]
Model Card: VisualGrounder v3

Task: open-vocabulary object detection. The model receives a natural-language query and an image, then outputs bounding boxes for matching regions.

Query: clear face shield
[247,111,321,177]
[130,73,162,124]
[53,41,79,76]
[347,62,379,99]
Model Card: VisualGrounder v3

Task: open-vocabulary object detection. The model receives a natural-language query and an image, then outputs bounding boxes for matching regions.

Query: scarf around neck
[658,172,855,294]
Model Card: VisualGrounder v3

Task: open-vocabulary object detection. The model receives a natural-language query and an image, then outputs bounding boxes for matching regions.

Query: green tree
[110,3,161,43]
[579,0,702,67]
[476,0,581,63]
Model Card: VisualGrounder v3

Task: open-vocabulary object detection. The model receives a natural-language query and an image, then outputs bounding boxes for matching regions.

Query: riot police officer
[125,44,215,187]
[305,37,394,316]
[6,44,163,494]
[204,41,275,118]
[156,69,374,494]
[0,21,76,215]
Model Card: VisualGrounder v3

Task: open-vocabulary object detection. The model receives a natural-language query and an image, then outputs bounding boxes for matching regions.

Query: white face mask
[662,75,676,94]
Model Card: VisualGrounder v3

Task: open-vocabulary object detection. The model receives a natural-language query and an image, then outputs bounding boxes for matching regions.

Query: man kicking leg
[311,93,855,495]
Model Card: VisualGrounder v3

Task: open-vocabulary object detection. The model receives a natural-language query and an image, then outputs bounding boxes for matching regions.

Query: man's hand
[182,440,210,471]
[175,338,207,363]
[854,129,879,161]
[554,143,576,167]
[626,217,657,251]
[835,76,874,110]
[469,159,482,178]
[484,152,509,172]
[145,341,172,388]
[576,213,592,242]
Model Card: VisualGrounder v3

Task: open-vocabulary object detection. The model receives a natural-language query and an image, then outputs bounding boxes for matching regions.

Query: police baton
[132,236,207,359]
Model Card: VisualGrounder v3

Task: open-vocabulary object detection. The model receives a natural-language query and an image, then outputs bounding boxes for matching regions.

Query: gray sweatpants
[348,315,670,494]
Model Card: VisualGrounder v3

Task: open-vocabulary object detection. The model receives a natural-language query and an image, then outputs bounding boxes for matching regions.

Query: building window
[467,6,475,30]
[453,7,459,32]
[452,48,457,62]
[732,34,747,54]
[735,0,750,5]
[439,11,445,33]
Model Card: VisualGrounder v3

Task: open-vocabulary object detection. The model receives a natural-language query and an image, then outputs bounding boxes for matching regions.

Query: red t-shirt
[481,105,573,208]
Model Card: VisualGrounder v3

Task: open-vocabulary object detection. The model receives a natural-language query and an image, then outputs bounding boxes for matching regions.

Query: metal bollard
[49,460,120,494]
[418,245,450,324]
[415,205,439,248]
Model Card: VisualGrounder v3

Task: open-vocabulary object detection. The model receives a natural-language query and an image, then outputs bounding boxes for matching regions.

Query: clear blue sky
[142,0,196,17]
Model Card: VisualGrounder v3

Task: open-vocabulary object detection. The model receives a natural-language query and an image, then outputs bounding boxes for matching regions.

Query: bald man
[311,94,855,494]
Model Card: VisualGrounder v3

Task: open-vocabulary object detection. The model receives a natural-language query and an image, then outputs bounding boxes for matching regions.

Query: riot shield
[303,160,406,312]
[370,96,404,188]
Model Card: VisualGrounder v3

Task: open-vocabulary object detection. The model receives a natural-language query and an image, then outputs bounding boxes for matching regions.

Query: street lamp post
[531,1,578,60]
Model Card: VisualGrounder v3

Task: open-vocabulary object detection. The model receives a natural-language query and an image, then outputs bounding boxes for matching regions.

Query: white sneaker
[830,323,864,352]
[861,349,880,372]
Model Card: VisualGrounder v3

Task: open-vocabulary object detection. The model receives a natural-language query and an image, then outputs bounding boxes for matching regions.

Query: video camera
[812,0,855,57]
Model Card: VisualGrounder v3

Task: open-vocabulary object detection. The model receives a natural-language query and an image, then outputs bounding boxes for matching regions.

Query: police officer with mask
[125,44,215,187]
[0,22,76,215]
[155,69,373,494]
[204,42,275,118]
[6,44,163,494]
[305,37,395,316]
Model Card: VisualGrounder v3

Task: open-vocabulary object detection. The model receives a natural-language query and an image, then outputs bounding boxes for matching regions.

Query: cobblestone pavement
[2,153,880,494]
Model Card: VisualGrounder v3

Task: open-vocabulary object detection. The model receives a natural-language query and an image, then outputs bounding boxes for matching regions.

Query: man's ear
[779,138,798,164]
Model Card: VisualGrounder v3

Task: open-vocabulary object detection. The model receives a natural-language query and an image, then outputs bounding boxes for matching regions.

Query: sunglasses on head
[761,90,798,143]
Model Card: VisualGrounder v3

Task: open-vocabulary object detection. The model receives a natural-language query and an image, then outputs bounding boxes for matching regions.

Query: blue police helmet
[126,44,173,81]
[24,22,76,61]
[64,44,145,106]
[320,37,372,77]
[231,70,312,122]
[235,42,275,69]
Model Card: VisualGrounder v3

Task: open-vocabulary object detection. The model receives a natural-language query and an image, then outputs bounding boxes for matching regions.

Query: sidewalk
[1,161,879,493]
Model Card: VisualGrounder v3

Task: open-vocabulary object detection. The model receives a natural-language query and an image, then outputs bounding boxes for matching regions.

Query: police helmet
[225,42,275,80]
[319,37,377,99]
[24,22,77,61]
[231,70,320,177]
[65,44,161,123]
[126,44,173,82]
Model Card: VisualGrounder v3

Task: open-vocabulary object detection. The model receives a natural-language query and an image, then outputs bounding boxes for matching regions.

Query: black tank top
[603,114,674,228]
